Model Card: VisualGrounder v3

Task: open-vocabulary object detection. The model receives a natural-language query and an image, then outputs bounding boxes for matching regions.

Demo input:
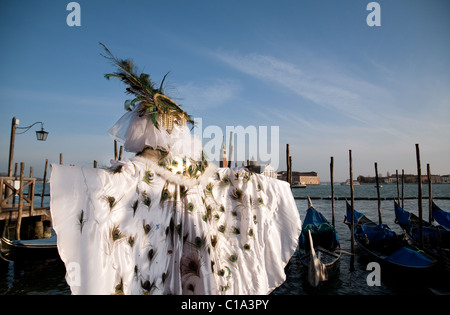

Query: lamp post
[7,116,49,177]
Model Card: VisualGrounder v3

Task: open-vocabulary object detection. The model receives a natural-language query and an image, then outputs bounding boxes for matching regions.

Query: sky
[0,0,449,182]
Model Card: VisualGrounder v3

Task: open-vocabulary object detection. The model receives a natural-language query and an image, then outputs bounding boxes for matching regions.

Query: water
[1,183,449,295]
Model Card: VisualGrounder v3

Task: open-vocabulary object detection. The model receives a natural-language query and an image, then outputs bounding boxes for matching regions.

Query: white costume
[50,48,301,294]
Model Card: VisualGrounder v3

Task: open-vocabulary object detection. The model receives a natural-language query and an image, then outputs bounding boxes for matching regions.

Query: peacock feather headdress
[100,42,194,130]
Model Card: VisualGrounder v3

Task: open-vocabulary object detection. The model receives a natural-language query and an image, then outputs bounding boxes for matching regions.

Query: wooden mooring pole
[396,169,400,205]
[41,159,48,208]
[289,156,292,188]
[349,150,355,271]
[427,163,433,223]
[375,162,382,225]
[330,156,335,227]
[286,144,292,187]
[15,162,25,240]
[401,169,405,209]
[415,144,424,250]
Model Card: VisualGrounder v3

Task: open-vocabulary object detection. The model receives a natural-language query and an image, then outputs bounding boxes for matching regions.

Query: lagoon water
[1,183,449,295]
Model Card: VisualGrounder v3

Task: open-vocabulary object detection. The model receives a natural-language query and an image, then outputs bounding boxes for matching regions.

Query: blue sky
[1,0,449,182]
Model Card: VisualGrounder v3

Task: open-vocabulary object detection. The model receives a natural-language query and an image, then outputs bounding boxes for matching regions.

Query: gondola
[394,201,450,272]
[344,201,437,272]
[432,202,450,231]
[297,197,341,286]
[0,228,58,261]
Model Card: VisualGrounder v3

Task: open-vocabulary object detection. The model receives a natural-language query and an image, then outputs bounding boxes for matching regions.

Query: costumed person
[50,43,302,295]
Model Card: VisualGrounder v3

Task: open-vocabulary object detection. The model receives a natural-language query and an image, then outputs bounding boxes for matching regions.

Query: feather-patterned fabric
[50,157,301,295]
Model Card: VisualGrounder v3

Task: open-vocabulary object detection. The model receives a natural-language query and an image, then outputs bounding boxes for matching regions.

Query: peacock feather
[243,172,251,183]
[143,170,154,185]
[220,175,231,187]
[141,279,157,295]
[205,183,214,199]
[143,221,152,234]
[230,188,243,201]
[211,235,218,248]
[180,185,189,199]
[229,254,238,263]
[110,224,122,242]
[148,248,157,263]
[77,209,86,233]
[114,278,124,295]
[186,202,195,212]
[160,185,172,203]
[192,235,207,250]
[131,199,138,216]
[141,191,151,208]
[100,42,194,129]
[180,244,203,280]
[128,235,136,247]
[104,195,119,211]
[218,224,226,233]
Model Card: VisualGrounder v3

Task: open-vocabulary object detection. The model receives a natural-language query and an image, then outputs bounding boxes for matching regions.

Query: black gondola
[344,201,437,272]
[0,228,58,261]
[394,201,450,272]
[297,197,341,286]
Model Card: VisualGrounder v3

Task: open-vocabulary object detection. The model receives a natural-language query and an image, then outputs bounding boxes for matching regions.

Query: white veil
[108,104,203,160]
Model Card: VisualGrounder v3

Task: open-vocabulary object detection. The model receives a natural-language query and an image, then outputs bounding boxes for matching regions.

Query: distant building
[262,164,277,179]
[359,173,448,184]
[277,171,320,185]
[246,160,278,179]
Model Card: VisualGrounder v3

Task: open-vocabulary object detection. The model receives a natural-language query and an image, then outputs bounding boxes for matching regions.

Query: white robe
[50,157,301,295]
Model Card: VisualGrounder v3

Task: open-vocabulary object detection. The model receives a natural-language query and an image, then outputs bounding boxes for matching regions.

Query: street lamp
[8,117,49,177]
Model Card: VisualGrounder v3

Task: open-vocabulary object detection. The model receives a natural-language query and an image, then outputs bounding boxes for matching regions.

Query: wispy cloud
[213,51,394,126]
[171,79,241,113]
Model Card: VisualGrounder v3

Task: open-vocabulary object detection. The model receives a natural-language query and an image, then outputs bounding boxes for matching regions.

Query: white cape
[50,157,301,295]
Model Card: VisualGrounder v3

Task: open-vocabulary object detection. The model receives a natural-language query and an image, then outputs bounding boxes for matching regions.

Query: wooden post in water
[375,162,382,225]
[28,167,33,215]
[349,150,355,271]
[93,160,98,168]
[286,144,290,186]
[12,163,18,207]
[427,163,433,223]
[289,156,293,188]
[415,144,424,250]
[60,153,63,165]
[15,162,25,240]
[114,140,118,160]
[401,169,405,209]
[41,159,48,208]
[330,156,335,227]
[118,145,123,160]
[228,131,233,168]
[396,170,400,205]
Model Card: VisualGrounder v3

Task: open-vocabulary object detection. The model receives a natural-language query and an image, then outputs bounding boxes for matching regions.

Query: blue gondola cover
[385,247,435,268]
